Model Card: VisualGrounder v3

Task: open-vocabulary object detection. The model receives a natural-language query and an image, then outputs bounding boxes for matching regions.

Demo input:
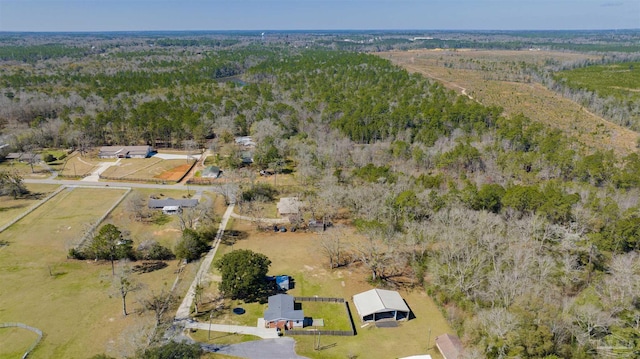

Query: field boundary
[0,186,66,233]
[0,322,43,359]
[75,187,132,250]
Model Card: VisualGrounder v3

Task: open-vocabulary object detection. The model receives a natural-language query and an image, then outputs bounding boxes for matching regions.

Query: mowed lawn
[0,187,182,359]
[206,220,452,359]
[0,184,60,229]
[0,326,40,359]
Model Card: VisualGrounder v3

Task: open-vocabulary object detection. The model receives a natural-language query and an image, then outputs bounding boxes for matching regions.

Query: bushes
[174,228,210,262]
[241,183,278,202]
[136,240,175,260]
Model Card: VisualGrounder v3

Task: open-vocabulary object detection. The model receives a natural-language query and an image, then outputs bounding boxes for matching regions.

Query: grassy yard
[201,219,452,359]
[0,183,60,229]
[0,186,196,359]
[56,153,103,177]
[0,326,40,359]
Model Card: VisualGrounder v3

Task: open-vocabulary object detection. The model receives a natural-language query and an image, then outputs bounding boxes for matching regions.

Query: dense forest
[2,32,640,358]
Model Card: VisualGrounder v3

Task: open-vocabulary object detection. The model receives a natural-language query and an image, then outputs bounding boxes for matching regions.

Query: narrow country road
[174,201,235,321]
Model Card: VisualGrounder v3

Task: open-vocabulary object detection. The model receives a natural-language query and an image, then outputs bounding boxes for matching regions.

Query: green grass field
[0,186,194,359]
[0,326,40,359]
[555,62,640,101]
[0,184,60,229]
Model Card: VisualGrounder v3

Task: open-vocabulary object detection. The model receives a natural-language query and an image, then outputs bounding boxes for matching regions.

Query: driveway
[185,320,279,339]
[202,337,309,359]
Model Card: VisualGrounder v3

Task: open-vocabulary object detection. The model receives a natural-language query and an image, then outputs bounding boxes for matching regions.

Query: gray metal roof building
[148,198,199,209]
[352,289,410,322]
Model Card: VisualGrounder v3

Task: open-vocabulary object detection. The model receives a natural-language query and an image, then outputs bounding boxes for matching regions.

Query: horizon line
[1,28,639,35]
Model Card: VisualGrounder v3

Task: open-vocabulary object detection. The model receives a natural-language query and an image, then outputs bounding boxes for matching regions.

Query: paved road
[202,337,308,359]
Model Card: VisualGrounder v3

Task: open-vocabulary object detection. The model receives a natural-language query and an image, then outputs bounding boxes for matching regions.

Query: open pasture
[0,186,190,359]
[0,183,60,229]
[205,219,452,359]
[380,49,638,156]
[0,326,40,359]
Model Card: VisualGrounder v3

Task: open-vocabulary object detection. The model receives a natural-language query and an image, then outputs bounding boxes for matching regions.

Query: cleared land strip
[0,186,65,233]
[174,202,237,321]
[380,50,639,156]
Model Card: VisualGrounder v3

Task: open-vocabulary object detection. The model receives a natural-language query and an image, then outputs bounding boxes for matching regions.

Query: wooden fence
[294,296,344,303]
[283,297,356,336]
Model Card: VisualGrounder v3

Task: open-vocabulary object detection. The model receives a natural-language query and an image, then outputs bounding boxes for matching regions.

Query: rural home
[98,145,153,159]
[263,294,304,329]
[435,333,464,359]
[4,152,41,162]
[148,198,199,209]
[352,288,410,322]
[277,197,302,217]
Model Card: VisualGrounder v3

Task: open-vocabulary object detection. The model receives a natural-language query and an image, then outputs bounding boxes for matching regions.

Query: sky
[0,0,638,32]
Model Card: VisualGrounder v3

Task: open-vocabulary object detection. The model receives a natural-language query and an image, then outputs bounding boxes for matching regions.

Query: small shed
[352,289,410,322]
[263,294,304,329]
[435,333,464,359]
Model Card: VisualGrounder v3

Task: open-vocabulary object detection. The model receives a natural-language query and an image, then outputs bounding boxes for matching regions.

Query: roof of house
[352,289,410,318]
[202,166,221,178]
[435,334,464,359]
[99,145,152,156]
[5,152,41,161]
[148,198,199,209]
[277,197,301,215]
[264,294,304,322]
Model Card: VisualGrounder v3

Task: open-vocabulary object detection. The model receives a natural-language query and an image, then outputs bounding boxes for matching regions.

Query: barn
[352,289,410,322]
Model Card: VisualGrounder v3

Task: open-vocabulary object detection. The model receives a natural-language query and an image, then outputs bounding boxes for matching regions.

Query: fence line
[285,297,356,337]
[75,187,132,250]
[294,296,345,303]
[0,322,43,358]
[286,329,354,336]
[0,185,66,233]
[98,175,178,184]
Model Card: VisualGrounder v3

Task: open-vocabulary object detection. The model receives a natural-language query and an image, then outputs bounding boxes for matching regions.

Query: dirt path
[174,201,235,321]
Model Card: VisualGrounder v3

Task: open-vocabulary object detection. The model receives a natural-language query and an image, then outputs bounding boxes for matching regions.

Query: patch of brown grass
[380,49,638,156]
